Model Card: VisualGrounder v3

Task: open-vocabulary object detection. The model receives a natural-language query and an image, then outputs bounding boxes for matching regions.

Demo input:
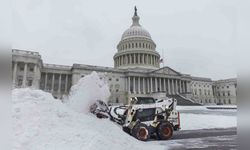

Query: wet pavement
[151,128,237,150]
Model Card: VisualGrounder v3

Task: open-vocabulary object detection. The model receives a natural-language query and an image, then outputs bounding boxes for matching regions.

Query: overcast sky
[12,0,240,80]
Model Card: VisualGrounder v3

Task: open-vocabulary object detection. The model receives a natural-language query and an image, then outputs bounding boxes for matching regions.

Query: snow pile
[12,73,165,150]
[67,72,110,114]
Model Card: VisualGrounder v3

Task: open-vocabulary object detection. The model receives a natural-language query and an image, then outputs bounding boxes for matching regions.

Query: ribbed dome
[121,7,151,40]
[121,26,151,40]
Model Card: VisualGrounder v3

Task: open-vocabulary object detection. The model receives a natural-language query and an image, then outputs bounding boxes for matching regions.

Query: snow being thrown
[12,72,165,150]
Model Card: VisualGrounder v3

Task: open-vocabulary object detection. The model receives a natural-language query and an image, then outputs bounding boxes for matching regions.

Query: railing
[12,49,40,56]
[44,64,71,69]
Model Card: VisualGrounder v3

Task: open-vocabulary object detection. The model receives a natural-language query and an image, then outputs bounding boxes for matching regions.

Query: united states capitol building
[12,8,237,105]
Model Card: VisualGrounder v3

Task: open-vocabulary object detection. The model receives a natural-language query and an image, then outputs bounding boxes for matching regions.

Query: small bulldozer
[90,96,180,141]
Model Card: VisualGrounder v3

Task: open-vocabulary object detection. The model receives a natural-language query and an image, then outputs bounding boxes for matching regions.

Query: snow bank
[179,113,237,130]
[67,72,110,114]
[177,106,237,130]
[12,73,165,150]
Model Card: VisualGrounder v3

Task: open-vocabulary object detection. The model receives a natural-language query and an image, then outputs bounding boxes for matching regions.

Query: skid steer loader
[90,97,180,141]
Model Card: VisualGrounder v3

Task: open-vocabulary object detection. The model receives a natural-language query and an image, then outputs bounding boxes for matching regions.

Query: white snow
[12,72,165,150]
[179,113,236,130]
[66,71,110,114]
[177,106,237,130]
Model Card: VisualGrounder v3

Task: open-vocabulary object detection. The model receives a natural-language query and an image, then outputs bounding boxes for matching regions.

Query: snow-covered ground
[177,106,237,130]
[12,72,237,150]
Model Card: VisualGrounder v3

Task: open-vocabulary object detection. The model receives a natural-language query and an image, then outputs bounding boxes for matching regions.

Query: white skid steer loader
[90,97,180,141]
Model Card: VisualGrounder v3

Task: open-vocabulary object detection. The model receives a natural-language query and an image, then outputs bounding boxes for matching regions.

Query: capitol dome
[113,7,160,70]
[121,8,151,40]
[121,25,151,40]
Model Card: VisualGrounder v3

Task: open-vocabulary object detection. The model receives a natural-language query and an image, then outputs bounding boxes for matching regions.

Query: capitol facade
[12,8,237,105]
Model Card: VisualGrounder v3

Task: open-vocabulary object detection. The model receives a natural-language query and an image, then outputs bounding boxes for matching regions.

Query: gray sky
[12,0,239,80]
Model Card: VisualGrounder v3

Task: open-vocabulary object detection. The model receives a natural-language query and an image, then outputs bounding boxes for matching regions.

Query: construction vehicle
[90,96,180,141]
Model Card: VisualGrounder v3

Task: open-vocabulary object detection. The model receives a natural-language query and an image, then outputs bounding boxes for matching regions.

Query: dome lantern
[132,6,140,27]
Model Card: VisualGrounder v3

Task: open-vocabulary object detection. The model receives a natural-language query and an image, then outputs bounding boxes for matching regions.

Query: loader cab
[130,97,156,105]
[132,108,156,122]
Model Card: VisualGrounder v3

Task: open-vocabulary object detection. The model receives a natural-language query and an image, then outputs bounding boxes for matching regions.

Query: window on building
[228,91,230,96]
[28,80,33,86]
[223,92,225,96]
[18,78,23,86]
[116,98,119,103]
[20,66,24,71]
[29,67,34,72]
[116,78,119,81]
[229,99,231,104]
[199,89,202,95]
[227,86,229,88]
[224,99,226,104]
[116,89,119,92]
[109,78,112,81]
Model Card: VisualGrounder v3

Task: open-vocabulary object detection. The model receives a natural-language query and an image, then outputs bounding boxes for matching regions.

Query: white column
[150,55,153,65]
[179,80,182,93]
[163,78,166,92]
[22,63,27,87]
[33,64,37,88]
[167,79,171,95]
[65,75,68,93]
[187,81,190,93]
[138,77,141,94]
[51,74,55,92]
[159,78,162,92]
[183,81,186,93]
[128,77,130,93]
[137,53,141,64]
[185,81,187,93]
[13,62,17,87]
[44,73,48,91]
[142,77,145,94]
[133,77,136,93]
[175,80,178,94]
[58,74,61,93]
[150,77,153,92]
[155,78,158,92]
[134,54,136,64]
[147,78,149,93]
[142,54,144,64]
[172,79,175,94]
